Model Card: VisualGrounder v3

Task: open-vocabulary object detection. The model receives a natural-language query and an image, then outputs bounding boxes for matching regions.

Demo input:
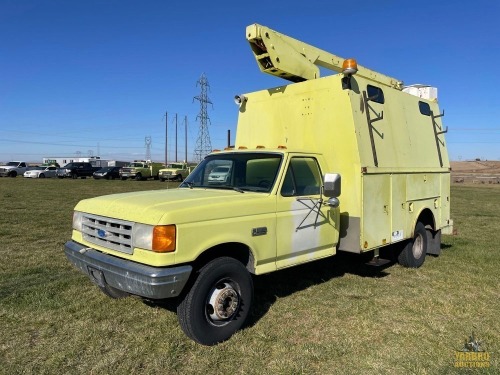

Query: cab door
[276,155,339,269]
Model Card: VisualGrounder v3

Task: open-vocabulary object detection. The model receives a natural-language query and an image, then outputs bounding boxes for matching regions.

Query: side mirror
[323,173,341,198]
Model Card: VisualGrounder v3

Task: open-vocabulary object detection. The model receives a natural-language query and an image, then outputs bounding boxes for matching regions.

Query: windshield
[167,163,184,169]
[180,153,282,193]
[128,163,144,168]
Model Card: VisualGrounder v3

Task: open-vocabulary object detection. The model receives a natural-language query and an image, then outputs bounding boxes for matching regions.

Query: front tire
[177,257,253,346]
[135,173,142,181]
[99,285,129,299]
[398,221,427,268]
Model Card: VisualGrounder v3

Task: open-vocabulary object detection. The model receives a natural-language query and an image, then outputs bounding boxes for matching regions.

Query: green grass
[0,179,498,374]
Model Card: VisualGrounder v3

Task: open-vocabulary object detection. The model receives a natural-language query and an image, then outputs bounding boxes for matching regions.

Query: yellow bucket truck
[64,24,453,345]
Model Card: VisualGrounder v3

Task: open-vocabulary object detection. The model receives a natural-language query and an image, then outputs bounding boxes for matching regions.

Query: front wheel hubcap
[207,282,240,321]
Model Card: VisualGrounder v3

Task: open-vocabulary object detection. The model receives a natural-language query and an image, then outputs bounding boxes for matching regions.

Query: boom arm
[246,23,403,90]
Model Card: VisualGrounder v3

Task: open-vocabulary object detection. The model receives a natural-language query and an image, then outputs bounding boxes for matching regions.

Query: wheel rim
[412,234,424,258]
[206,281,240,324]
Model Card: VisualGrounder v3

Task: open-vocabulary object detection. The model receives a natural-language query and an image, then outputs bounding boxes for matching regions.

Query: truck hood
[74,188,275,225]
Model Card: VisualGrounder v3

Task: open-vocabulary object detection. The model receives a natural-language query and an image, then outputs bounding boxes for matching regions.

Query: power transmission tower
[193,73,213,162]
[145,136,152,160]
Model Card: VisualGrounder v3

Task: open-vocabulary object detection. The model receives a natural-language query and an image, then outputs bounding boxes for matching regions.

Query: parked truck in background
[56,162,100,179]
[119,160,164,181]
[159,162,197,182]
[64,24,453,346]
[0,161,29,177]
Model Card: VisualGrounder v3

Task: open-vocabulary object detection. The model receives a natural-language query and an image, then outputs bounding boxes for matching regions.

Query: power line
[0,138,144,149]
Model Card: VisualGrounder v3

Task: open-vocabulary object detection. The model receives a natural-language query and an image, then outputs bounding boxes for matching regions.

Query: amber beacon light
[342,58,358,75]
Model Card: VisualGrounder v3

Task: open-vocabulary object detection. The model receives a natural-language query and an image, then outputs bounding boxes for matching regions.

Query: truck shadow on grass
[248,251,394,327]
[144,242,455,332]
[144,250,396,328]
[247,242,454,327]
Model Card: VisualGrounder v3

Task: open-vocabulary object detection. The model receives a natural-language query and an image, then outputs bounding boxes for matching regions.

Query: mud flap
[426,229,442,256]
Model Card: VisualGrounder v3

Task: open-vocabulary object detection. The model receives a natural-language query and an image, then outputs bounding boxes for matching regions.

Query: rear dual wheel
[398,221,427,268]
[177,257,253,346]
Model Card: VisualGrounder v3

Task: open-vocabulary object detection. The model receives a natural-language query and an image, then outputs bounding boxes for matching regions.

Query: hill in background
[450,161,500,184]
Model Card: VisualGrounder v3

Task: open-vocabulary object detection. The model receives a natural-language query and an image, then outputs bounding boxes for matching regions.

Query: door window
[280,157,322,197]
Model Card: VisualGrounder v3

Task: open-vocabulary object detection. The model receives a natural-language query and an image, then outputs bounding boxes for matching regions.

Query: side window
[367,85,385,104]
[418,101,431,116]
[280,157,322,197]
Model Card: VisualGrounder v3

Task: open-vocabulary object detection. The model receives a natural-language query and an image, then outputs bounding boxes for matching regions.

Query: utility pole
[145,136,152,161]
[165,111,168,165]
[175,113,178,162]
[185,115,188,162]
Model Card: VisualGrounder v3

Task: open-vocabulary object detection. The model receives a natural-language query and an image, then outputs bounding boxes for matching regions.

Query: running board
[365,257,391,267]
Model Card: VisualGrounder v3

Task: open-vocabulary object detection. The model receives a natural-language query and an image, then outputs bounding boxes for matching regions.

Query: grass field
[0,178,498,374]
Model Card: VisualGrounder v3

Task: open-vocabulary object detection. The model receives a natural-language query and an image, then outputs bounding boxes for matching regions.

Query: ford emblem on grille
[97,229,107,238]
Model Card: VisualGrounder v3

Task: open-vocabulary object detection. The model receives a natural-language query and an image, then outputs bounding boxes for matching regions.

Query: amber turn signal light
[152,225,176,253]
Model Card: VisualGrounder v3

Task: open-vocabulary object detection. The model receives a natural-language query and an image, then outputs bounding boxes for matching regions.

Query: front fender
[176,213,277,274]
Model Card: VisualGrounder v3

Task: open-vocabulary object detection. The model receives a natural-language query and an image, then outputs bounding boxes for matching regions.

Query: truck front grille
[81,214,134,254]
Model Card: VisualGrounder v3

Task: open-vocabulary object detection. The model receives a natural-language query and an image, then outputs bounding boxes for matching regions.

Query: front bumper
[64,240,192,299]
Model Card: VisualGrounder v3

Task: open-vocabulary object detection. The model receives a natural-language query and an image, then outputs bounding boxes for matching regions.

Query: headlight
[133,223,176,253]
[73,211,83,231]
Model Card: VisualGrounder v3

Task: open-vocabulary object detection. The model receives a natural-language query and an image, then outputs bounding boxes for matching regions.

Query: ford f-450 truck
[64,24,453,345]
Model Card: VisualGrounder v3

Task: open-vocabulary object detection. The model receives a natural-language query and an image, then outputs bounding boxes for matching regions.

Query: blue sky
[1,0,499,163]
